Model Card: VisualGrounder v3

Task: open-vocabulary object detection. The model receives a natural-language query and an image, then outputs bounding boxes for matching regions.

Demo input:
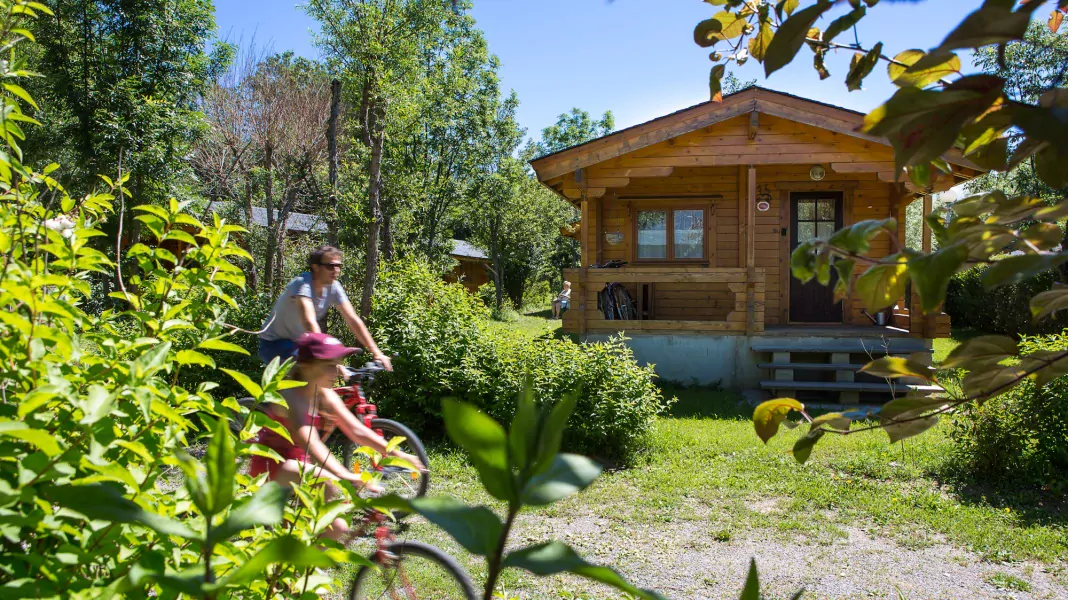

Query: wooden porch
[563,266,766,335]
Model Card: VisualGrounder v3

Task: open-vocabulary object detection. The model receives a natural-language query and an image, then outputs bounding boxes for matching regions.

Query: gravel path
[499,511,1068,600]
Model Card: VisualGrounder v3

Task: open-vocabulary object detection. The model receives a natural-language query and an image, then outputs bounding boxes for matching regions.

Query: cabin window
[636,210,668,259]
[635,207,707,262]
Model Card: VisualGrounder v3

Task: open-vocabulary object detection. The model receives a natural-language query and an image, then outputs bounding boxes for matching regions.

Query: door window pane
[673,209,704,259]
[798,201,815,220]
[797,221,816,243]
[817,199,835,220]
[817,221,835,239]
[637,210,667,259]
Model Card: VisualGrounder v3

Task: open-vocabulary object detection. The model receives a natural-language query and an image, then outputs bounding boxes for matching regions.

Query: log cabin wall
[568,113,898,329]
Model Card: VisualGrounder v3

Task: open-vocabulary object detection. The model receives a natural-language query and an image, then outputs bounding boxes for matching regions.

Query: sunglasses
[318,262,343,270]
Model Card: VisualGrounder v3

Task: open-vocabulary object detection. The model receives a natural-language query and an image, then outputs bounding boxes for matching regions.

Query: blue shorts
[258,338,297,365]
[560,300,569,310]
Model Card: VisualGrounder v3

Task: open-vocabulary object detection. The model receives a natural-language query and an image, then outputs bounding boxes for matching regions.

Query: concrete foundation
[583,331,933,388]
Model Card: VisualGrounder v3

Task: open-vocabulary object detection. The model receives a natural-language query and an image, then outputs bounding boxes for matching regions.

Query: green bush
[366,261,670,462]
[947,331,1068,488]
[945,265,1068,335]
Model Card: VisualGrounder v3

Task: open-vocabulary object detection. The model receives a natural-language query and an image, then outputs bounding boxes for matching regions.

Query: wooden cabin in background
[530,87,984,402]
[446,239,491,294]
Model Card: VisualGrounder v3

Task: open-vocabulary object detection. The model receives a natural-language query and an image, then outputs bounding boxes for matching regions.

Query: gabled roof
[529,86,981,184]
[450,239,488,260]
[207,201,327,233]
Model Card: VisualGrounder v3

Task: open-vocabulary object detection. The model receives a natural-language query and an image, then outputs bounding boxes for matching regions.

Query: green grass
[338,384,1068,598]
[984,572,1033,593]
[483,304,562,339]
[933,327,985,363]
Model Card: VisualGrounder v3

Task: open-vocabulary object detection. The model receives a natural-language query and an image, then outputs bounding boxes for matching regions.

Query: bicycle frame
[319,378,385,443]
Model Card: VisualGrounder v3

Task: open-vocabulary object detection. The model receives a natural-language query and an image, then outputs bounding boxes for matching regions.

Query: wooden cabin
[446,239,491,294]
[530,87,983,400]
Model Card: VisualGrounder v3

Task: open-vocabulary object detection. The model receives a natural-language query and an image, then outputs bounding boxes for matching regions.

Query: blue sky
[214,1,980,140]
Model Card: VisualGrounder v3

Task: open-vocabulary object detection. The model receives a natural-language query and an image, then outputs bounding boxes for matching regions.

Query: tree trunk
[360,126,385,317]
[243,175,258,290]
[262,144,276,291]
[491,226,503,311]
[382,206,395,262]
[326,79,341,245]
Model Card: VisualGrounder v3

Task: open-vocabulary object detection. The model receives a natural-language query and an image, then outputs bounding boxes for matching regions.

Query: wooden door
[790,192,844,323]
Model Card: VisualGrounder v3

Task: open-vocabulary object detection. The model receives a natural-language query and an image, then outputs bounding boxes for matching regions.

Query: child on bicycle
[248,333,426,542]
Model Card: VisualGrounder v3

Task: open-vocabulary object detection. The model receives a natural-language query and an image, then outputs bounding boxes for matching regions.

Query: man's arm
[295,296,321,334]
[337,299,392,371]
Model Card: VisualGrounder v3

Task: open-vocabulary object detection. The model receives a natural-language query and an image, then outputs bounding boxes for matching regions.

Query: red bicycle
[232,357,430,505]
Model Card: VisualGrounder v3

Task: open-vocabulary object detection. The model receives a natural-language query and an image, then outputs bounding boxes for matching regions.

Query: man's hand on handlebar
[372,353,392,371]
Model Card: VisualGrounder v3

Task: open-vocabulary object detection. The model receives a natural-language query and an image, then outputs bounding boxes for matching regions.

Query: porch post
[746,165,757,334]
[921,192,935,338]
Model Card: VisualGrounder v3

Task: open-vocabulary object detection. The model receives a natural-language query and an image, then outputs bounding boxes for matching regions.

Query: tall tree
[530,107,615,158]
[306,0,463,315]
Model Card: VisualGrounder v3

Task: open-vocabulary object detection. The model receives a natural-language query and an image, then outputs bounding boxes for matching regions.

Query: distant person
[259,245,392,371]
[552,281,572,319]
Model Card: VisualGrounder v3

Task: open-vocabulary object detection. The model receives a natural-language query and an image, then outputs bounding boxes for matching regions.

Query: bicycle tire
[347,419,430,513]
[348,540,478,600]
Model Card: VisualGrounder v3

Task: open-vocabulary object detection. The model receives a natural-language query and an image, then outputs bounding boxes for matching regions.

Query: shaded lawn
[337,384,1068,598]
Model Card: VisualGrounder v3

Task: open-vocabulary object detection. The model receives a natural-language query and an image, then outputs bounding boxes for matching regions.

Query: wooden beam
[563,188,582,199]
[617,152,900,168]
[831,161,896,173]
[595,194,604,266]
[587,177,630,188]
[588,167,674,178]
[580,199,592,267]
[587,188,607,198]
[747,165,757,269]
[738,165,747,269]
[748,110,759,141]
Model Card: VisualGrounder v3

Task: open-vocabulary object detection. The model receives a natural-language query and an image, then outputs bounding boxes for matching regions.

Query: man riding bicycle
[259,245,392,371]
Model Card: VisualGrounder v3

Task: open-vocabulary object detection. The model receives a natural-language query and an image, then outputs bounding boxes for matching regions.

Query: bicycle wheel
[347,419,430,505]
[349,540,478,600]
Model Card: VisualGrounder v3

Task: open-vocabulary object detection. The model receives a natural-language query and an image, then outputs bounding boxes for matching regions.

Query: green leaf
[982,253,1068,290]
[1031,286,1068,320]
[1034,145,1068,189]
[218,535,358,588]
[205,417,236,516]
[175,450,211,517]
[1021,350,1068,386]
[810,412,851,431]
[828,219,895,254]
[888,50,960,88]
[198,338,250,355]
[1021,223,1063,251]
[0,421,61,456]
[175,349,215,369]
[790,241,817,283]
[752,398,804,444]
[502,541,666,600]
[209,483,288,545]
[694,12,745,48]
[532,390,578,476]
[45,483,196,539]
[509,379,539,474]
[3,83,38,109]
[408,496,502,556]
[882,414,939,444]
[792,431,824,464]
[764,0,833,76]
[132,342,172,380]
[740,558,760,600]
[222,368,264,398]
[860,357,934,382]
[833,258,855,302]
[748,21,774,62]
[937,3,1037,51]
[846,42,882,92]
[908,245,969,314]
[78,385,116,425]
[824,6,864,43]
[880,396,949,421]
[962,364,1028,399]
[941,335,1018,370]
[442,399,515,502]
[855,257,908,313]
[521,453,602,506]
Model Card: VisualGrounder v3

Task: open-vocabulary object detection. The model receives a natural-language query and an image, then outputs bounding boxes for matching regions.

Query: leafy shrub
[947,331,1068,487]
[366,261,670,462]
[0,10,371,595]
[945,265,1068,335]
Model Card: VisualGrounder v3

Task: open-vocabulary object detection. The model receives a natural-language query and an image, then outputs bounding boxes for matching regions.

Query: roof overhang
[531,87,984,202]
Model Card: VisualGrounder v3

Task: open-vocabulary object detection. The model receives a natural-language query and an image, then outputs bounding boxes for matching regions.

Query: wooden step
[759,380,943,394]
[758,362,861,371]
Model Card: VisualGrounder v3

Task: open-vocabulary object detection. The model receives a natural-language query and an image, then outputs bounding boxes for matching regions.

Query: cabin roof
[450,239,488,260]
[206,202,327,233]
[529,86,983,186]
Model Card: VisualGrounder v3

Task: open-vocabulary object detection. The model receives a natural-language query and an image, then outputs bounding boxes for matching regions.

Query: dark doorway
[790,191,844,323]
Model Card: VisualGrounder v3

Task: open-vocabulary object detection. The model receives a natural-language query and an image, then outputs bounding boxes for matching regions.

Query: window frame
[629,201,712,265]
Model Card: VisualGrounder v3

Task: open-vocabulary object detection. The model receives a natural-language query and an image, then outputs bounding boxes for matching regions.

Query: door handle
[781,227,787,237]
